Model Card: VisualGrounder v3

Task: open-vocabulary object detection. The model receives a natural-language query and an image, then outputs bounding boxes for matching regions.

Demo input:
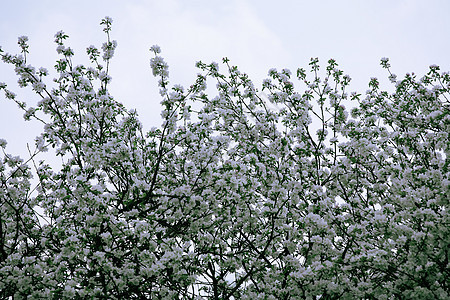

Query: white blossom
[0,17,447,300]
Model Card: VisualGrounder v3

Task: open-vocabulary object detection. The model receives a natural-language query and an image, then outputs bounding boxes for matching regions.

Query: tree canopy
[0,17,449,299]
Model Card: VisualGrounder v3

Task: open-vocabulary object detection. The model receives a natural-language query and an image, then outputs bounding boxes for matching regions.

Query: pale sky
[1,0,449,157]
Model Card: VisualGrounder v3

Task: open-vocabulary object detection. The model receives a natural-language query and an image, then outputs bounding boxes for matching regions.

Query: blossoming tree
[0,17,448,299]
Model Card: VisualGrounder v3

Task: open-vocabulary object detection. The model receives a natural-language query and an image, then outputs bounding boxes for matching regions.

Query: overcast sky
[1,0,449,157]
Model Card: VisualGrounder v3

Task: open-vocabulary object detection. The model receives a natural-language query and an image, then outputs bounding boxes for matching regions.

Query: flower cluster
[0,17,448,299]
